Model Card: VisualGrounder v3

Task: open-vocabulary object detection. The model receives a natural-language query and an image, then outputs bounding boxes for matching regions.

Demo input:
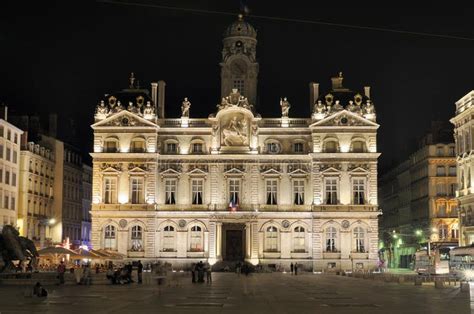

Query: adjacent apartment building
[380,122,458,268]
[0,107,23,230]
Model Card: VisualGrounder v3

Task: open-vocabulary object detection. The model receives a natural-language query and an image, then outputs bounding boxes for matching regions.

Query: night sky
[2,1,474,170]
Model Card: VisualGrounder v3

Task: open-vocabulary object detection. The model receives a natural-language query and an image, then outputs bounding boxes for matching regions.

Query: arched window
[190,141,205,154]
[439,224,449,239]
[451,223,459,239]
[325,227,337,252]
[265,226,278,252]
[162,226,176,252]
[353,227,365,253]
[104,137,119,153]
[130,225,143,251]
[130,138,146,153]
[293,226,305,252]
[324,140,338,153]
[266,141,281,154]
[189,225,203,252]
[104,225,116,250]
[351,140,366,153]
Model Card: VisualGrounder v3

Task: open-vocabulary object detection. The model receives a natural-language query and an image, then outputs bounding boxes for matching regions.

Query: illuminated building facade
[90,16,380,271]
[451,91,474,246]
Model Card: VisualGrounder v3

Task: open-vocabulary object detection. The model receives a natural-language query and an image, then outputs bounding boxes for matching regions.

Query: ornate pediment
[310,110,378,128]
[348,164,370,174]
[320,164,342,174]
[92,110,158,128]
[288,168,309,177]
[224,167,245,176]
[288,164,310,174]
[187,168,208,177]
[100,163,122,172]
[260,168,282,177]
[224,164,245,172]
[260,164,282,173]
[159,168,181,178]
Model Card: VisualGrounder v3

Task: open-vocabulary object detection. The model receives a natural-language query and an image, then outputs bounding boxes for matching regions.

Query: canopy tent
[37,246,82,263]
[74,248,101,259]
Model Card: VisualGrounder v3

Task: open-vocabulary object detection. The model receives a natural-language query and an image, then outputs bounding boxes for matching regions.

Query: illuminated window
[293,142,304,153]
[130,138,146,153]
[325,227,337,252]
[192,143,203,154]
[266,179,278,205]
[325,178,338,205]
[324,140,338,153]
[437,166,446,176]
[265,226,278,252]
[163,226,176,252]
[191,179,203,205]
[439,224,448,239]
[293,180,305,205]
[353,227,365,252]
[130,226,143,251]
[229,179,240,205]
[352,178,365,205]
[165,179,176,204]
[104,225,116,250]
[130,177,144,204]
[189,225,203,251]
[293,226,305,252]
[166,142,177,154]
[233,80,245,95]
[351,141,366,153]
[104,139,119,153]
[103,177,117,204]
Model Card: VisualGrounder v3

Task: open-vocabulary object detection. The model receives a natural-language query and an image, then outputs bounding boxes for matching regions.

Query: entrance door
[225,230,244,261]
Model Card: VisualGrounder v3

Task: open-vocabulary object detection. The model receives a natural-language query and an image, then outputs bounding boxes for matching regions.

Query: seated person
[33,282,48,297]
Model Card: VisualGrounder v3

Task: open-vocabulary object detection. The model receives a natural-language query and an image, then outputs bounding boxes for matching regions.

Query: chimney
[158,80,166,119]
[49,114,57,137]
[0,104,8,121]
[309,82,319,110]
[331,72,344,90]
[364,86,371,99]
[151,82,158,105]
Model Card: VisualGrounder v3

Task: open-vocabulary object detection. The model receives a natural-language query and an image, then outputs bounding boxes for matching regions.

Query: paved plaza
[0,272,470,314]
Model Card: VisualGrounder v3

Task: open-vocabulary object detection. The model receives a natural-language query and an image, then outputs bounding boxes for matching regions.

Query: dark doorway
[225,230,244,261]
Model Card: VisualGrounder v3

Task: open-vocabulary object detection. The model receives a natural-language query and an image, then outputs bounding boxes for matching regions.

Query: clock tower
[220,14,259,106]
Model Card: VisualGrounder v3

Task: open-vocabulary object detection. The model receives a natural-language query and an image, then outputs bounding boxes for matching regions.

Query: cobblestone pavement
[0,272,470,314]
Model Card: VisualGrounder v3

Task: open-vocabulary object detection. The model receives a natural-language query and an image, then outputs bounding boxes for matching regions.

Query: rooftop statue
[314,100,326,114]
[96,100,109,115]
[181,97,191,118]
[0,225,39,273]
[143,101,155,116]
[332,100,344,112]
[280,97,290,117]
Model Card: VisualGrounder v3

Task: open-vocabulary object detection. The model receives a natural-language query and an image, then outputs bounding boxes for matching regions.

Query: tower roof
[224,14,257,39]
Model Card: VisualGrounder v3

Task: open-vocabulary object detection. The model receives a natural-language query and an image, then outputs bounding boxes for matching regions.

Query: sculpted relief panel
[221,114,249,146]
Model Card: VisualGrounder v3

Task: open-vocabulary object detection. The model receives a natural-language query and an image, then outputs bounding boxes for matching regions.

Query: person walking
[137,260,143,284]
[294,263,298,276]
[191,263,196,283]
[290,262,294,275]
[206,265,212,284]
[57,261,66,285]
[74,265,83,285]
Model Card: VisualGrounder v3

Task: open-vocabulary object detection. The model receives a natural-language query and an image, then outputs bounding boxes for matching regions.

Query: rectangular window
[266,179,278,205]
[11,172,16,187]
[449,166,457,176]
[7,130,11,141]
[12,151,17,164]
[293,180,304,205]
[104,141,118,153]
[0,126,3,137]
[0,144,3,158]
[266,143,279,154]
[13,133,17,144]
[437,147,444,156]
[438,204,446,217]
[325,178,338,205]
[191,179,203,205]
[10,197,15,211]
[103,177,117,204]
[436,184,446,196]
[192,143,203,153]
[5,170,9,185]
[449,146,455,156]
[5,147,10,161]
[130,177,144,204]
[293,142,304,153]
[353,178,365,205]
[165,179,176,204]
[0,168,2,183]
[166,143,177,154]
[437,166,446,176]
[229,179,240,205]
[4,194,8,209]
[233,80,245,95]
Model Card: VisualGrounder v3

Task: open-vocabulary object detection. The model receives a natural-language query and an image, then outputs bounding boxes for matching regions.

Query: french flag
[229,198,239,212]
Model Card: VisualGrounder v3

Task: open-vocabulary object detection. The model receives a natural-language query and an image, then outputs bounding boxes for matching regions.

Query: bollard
[461,282,470,292]
[435,279,444,289]
[415,277,422,286]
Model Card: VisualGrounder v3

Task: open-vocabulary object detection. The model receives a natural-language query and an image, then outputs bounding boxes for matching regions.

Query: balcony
[312,205,378,212]
[323,252,341,259]
[350,252,369,259]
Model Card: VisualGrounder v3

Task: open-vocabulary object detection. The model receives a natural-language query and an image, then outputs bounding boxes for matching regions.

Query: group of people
[235,261,252,276]
[106,260,144,285]
[191,261,212,284]
[73,264,92,285]
[290,262,299,275]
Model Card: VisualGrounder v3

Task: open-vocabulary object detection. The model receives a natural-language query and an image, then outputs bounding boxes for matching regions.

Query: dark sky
[2,1,474,170]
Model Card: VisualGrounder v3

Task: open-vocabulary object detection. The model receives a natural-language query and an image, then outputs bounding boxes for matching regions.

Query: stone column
[245,222,251,258]
[208,222,216,259]
[216,222,222,259]
[251,222,259,261]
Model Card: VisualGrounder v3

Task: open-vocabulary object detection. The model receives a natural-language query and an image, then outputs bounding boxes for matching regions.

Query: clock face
[235,40,243,48]
[121,117,129,126]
